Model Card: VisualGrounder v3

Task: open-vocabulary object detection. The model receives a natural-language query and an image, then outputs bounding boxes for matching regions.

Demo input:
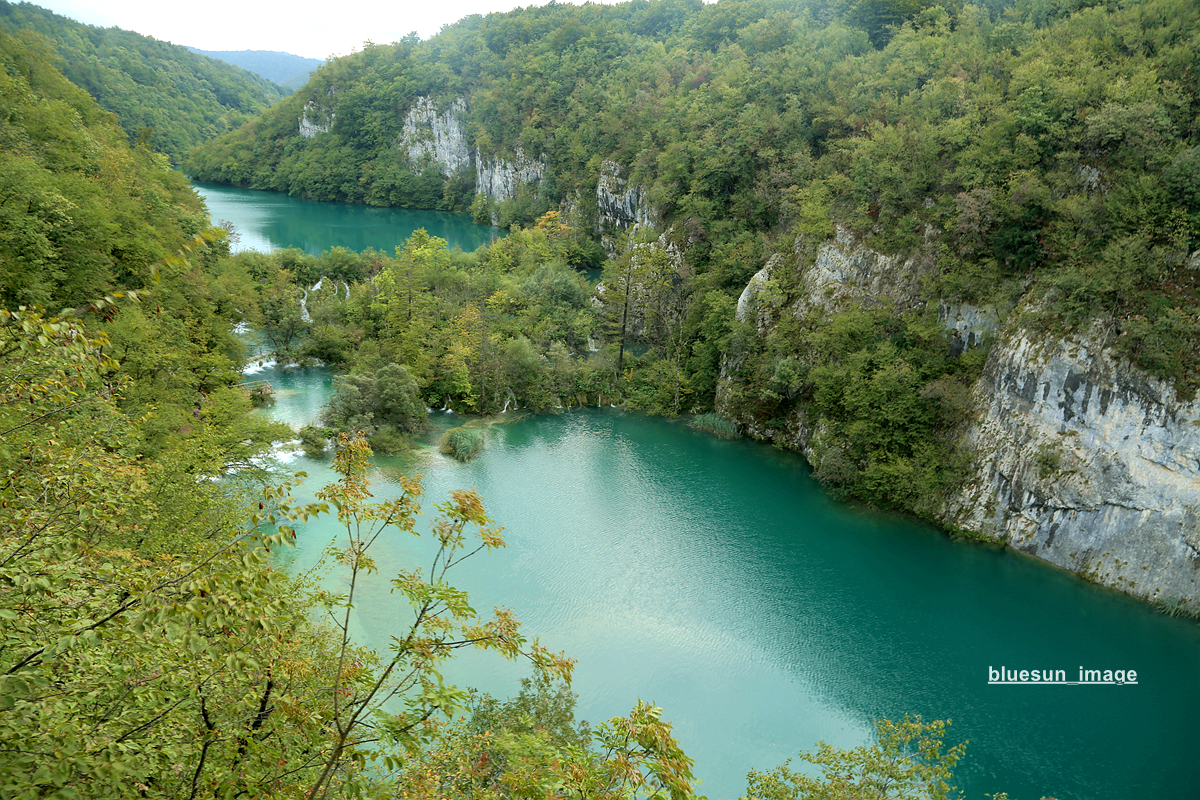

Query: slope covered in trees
[0,28,205,308]
[0,0,284,162]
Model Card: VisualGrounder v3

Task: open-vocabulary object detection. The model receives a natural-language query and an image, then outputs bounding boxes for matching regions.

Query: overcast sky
[32,0,615,60]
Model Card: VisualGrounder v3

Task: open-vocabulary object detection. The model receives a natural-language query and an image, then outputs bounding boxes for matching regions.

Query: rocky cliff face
[728,226,938,337]
[720,231,1200,608]
[399,96,470,175]
[298,101,333,138]
[945,323,1200,605]
[596,160,657,255]
[475,147,544,203]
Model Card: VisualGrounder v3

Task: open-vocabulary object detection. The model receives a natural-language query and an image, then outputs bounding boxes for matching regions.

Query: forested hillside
[0,1,284,161]
[188,0,1199,518]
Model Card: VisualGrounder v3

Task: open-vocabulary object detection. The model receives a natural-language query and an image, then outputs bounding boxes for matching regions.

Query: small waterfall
[587,335,600,352]
[501,397,513,413]
[243,357,277,375]
[301,277,339,323]
[341,281,350,300]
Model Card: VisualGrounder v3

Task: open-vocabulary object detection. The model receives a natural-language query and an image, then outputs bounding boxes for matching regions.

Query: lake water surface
[256,363,1200,800]
[193,182,501,254]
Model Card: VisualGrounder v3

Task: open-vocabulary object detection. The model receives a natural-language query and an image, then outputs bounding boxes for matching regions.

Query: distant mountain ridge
[188,48,322,91]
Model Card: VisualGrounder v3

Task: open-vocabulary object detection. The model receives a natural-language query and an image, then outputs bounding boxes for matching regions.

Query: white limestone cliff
[475,147,544,203]
[945,323,1200,605]
[595,160,658,255]
[399,97,470,175]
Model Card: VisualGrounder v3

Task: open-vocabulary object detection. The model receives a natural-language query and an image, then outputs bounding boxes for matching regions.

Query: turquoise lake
[256,363,1200,800]
[192,181,501,254]
[213,183,1200,800]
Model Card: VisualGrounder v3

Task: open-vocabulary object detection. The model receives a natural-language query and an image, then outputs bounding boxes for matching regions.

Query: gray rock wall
[939,301,1000,354]
[399,96,470,175]
[596,160,657,254]
[475,147,544,203]
[793,226,933,315]
[298,101,333,138]
[945,324,1200,605]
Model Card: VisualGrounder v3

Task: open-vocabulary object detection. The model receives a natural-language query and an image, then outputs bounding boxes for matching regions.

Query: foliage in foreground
[743,717,968,800]
[401,675,697,800]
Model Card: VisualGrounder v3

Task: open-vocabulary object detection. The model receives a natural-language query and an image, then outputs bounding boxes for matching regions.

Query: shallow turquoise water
[258,364,1200,800]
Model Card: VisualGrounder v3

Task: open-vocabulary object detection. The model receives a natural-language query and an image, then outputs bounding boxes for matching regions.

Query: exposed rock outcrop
[299,101,333,138]
[735,254,783,331]
[792,226,933,316]
[399,96,470,175]
[596,160,657,254]
[940,301,1000,354]
[944,323,1200,605]
[475,147,544,203]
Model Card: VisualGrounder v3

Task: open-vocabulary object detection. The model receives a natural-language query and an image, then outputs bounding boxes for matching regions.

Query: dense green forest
[189,0,1199,514]
[0,1,285,162]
